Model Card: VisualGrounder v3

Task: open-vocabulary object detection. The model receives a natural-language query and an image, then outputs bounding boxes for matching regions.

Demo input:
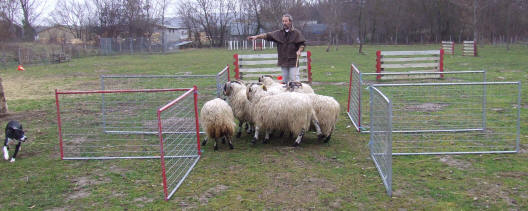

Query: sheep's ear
[262,85,267,91]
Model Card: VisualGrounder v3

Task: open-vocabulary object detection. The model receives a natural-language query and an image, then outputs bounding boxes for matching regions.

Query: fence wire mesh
[158,87,200,200]
[369,86,392,197]
[216,65,230,99]
[56,89,188,159]
[100,73,225,133]
[372,82,521,155]
[347,67,487,133]
[100,74,221,103]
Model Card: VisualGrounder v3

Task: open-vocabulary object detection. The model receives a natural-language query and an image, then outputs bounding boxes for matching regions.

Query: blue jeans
[281,66,299,83]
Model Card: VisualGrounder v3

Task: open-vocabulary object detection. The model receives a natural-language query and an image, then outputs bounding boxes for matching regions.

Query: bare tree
[156,0,170,52]
[19,0,45,41]
[319,0,343,52]
[51,0,90,41]
[0,0,20,41]
[178,0,235,47]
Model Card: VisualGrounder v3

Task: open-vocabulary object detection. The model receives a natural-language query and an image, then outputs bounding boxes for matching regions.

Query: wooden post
[307,51,312,83]
[439,49,444,78]
[376,50,382,80]
[233,54,240,80]
[474,41,478,56]
[0,77,8,114]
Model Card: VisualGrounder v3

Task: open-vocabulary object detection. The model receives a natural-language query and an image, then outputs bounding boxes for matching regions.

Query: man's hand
[247,35,257,40]
[296,50,302,56]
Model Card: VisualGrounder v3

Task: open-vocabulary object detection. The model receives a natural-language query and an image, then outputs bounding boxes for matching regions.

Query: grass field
[0,44,527,210]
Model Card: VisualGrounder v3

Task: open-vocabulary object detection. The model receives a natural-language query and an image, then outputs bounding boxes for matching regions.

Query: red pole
[307,51,312,83]
[439,49,444,78]
[347,64,353,113]
[193,86,201,156]
[227,64,230,81]
[157,109,169,201]
[233,54,240,80]
[376,50,382,80]
[451,42,455,55]
[55,89,64,160]
[357,71,361,133]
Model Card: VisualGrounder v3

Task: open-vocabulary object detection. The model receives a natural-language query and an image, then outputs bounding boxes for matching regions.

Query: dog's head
[287,81,303,91]
[7,121,26,142]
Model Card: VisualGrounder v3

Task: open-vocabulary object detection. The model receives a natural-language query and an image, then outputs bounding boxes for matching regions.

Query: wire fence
[0,44,99,69]
[99,37,191,55]
[373,82,521,155]
[347,65,487,133]
[368,81,521,196]
[100,66,230,133]
[216,65,230,99]
[55,88,189,159]
[158,87,201,200]
[368,86,393,197]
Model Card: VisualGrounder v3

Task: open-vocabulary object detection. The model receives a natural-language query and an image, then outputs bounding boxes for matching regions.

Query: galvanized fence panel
[369,86,392,197]
[373,82,521,155]
[347,66,487,133]
[158,87,201,200]
[100,72,227,133]
[55,88,189,159]
[216,65,230,99]
[347,64,362,132]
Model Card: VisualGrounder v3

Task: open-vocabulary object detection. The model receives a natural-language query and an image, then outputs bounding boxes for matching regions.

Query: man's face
[282,16,291,30]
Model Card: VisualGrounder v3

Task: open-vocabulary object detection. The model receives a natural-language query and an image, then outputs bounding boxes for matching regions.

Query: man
[248,14,306,83]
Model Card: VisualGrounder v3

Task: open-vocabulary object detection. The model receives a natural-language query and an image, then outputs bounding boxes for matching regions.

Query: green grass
[0,44,527,210]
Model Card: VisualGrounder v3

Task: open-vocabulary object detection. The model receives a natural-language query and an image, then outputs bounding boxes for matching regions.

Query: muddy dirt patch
[261,172,337,208]
[439,156,472,170]
[198,184,229,205]
[0,110,49,122]
[469,180,518,208]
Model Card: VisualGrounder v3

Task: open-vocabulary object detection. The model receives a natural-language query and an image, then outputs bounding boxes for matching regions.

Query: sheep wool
[200,98,236,150]
[246,83,323,146]
[223,81,253,137]
[308,94,340,141]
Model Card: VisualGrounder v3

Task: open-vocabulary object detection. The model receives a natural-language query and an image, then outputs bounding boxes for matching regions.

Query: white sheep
[308,94,340,142]
[259,75,281,87]
[246,83,323,146]
[286,81,315,94]
[287,84,340,142]
[223,81,253,137]
[258,75,286,94]
[200,98,236,150]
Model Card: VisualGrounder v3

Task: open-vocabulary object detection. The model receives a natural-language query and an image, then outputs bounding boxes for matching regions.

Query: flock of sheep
[200,76,340,151]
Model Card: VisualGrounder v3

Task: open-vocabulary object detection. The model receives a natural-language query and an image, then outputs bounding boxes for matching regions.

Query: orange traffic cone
[17,65,25,71]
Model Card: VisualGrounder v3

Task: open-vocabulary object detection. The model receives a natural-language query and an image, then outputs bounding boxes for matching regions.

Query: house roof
[163,17,187,29]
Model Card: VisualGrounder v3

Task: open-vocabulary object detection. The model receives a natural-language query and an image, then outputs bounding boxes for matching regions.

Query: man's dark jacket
[265,28,306,67]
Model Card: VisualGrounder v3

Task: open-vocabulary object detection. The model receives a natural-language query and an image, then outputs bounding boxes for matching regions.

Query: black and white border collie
[3,120,27,163]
